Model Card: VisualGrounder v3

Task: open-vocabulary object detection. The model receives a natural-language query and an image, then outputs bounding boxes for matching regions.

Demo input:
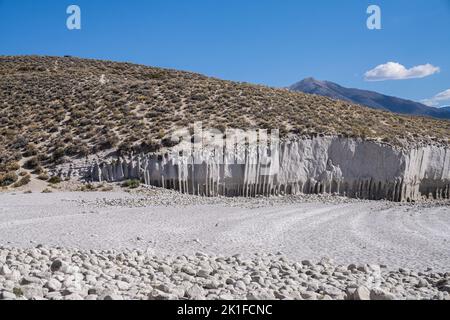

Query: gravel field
[1,248,449,301]
[0,188,449,300]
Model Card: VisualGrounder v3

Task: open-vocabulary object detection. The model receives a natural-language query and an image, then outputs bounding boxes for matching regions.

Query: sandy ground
[0,191,449,272]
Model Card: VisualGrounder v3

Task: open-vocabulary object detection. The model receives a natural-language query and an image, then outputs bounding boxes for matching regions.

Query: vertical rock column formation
[403,146,450,201]
[88,137,450,202]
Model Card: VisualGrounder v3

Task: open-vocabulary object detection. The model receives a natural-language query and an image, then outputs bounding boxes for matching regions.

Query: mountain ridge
[289,78,450,120]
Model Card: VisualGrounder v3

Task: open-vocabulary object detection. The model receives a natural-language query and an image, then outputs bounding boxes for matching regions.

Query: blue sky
[1,0,449,105]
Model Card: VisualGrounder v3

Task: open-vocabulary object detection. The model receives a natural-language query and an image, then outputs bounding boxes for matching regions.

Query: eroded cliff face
[86,137,450,202]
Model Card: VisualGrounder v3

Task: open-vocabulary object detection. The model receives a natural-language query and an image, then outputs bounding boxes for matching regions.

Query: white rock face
[88,137,450,202]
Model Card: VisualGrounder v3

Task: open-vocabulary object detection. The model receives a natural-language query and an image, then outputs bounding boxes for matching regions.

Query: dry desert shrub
[13,174,31,188]
[0,172,18,187]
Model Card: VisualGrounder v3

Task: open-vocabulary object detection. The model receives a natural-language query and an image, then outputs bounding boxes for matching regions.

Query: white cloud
[421,89,450,107]
[364,62,440,81]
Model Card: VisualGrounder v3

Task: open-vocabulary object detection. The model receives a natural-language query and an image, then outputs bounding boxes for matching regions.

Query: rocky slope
[1,56,449,201]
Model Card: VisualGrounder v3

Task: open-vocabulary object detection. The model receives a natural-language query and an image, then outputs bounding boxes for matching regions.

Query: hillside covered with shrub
[1,56,449,188]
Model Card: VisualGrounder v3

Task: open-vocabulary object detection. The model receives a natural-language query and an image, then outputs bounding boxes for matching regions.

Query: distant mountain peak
[302,77,320,82]
[296,77,327,86]
[290,78,450,120]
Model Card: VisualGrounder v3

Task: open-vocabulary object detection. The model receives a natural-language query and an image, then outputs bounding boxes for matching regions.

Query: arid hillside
[1,56,449,188]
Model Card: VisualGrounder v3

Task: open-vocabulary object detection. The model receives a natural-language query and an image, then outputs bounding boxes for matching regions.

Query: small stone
[399,268,410,275]
[185,285,205,300]
[1,291,17,300]
[156,284,172,293]
[98,289,117,300]
[368,264,381,273]
[370,288,396,300]
[116,281,129,291]
[247,291,275,300]
[439,285,450,293]
[348,264,357,271]
[46,292,63,300]
[352,286,371,300]
[319,257,334,266]
[158,265,172,276]
[357,265,370,273]
[195,252,208,258]
[324,286,343,297]
[148,290,178,300]
[3,280,14,290]
[21,276,43,285]
[169,287,186,298]
[301,292,318,300]
[181,266,196,276]
[302,260,313,267]
[102,294,123,300]
[274,291,288,299]
[6,270,21,282]
[0,265,11,275]
[62,288,80,296]
[32,296,48,301]
[50,260,63,272]
[305,280,319,292]
[235,280,246,291]
[64,294,84,300]
[45,279,62,292]
[21,285,44,300]
[88,288,97,295]
[204,280,220,289]
[197,269,211,278]
[416,279,429,288]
